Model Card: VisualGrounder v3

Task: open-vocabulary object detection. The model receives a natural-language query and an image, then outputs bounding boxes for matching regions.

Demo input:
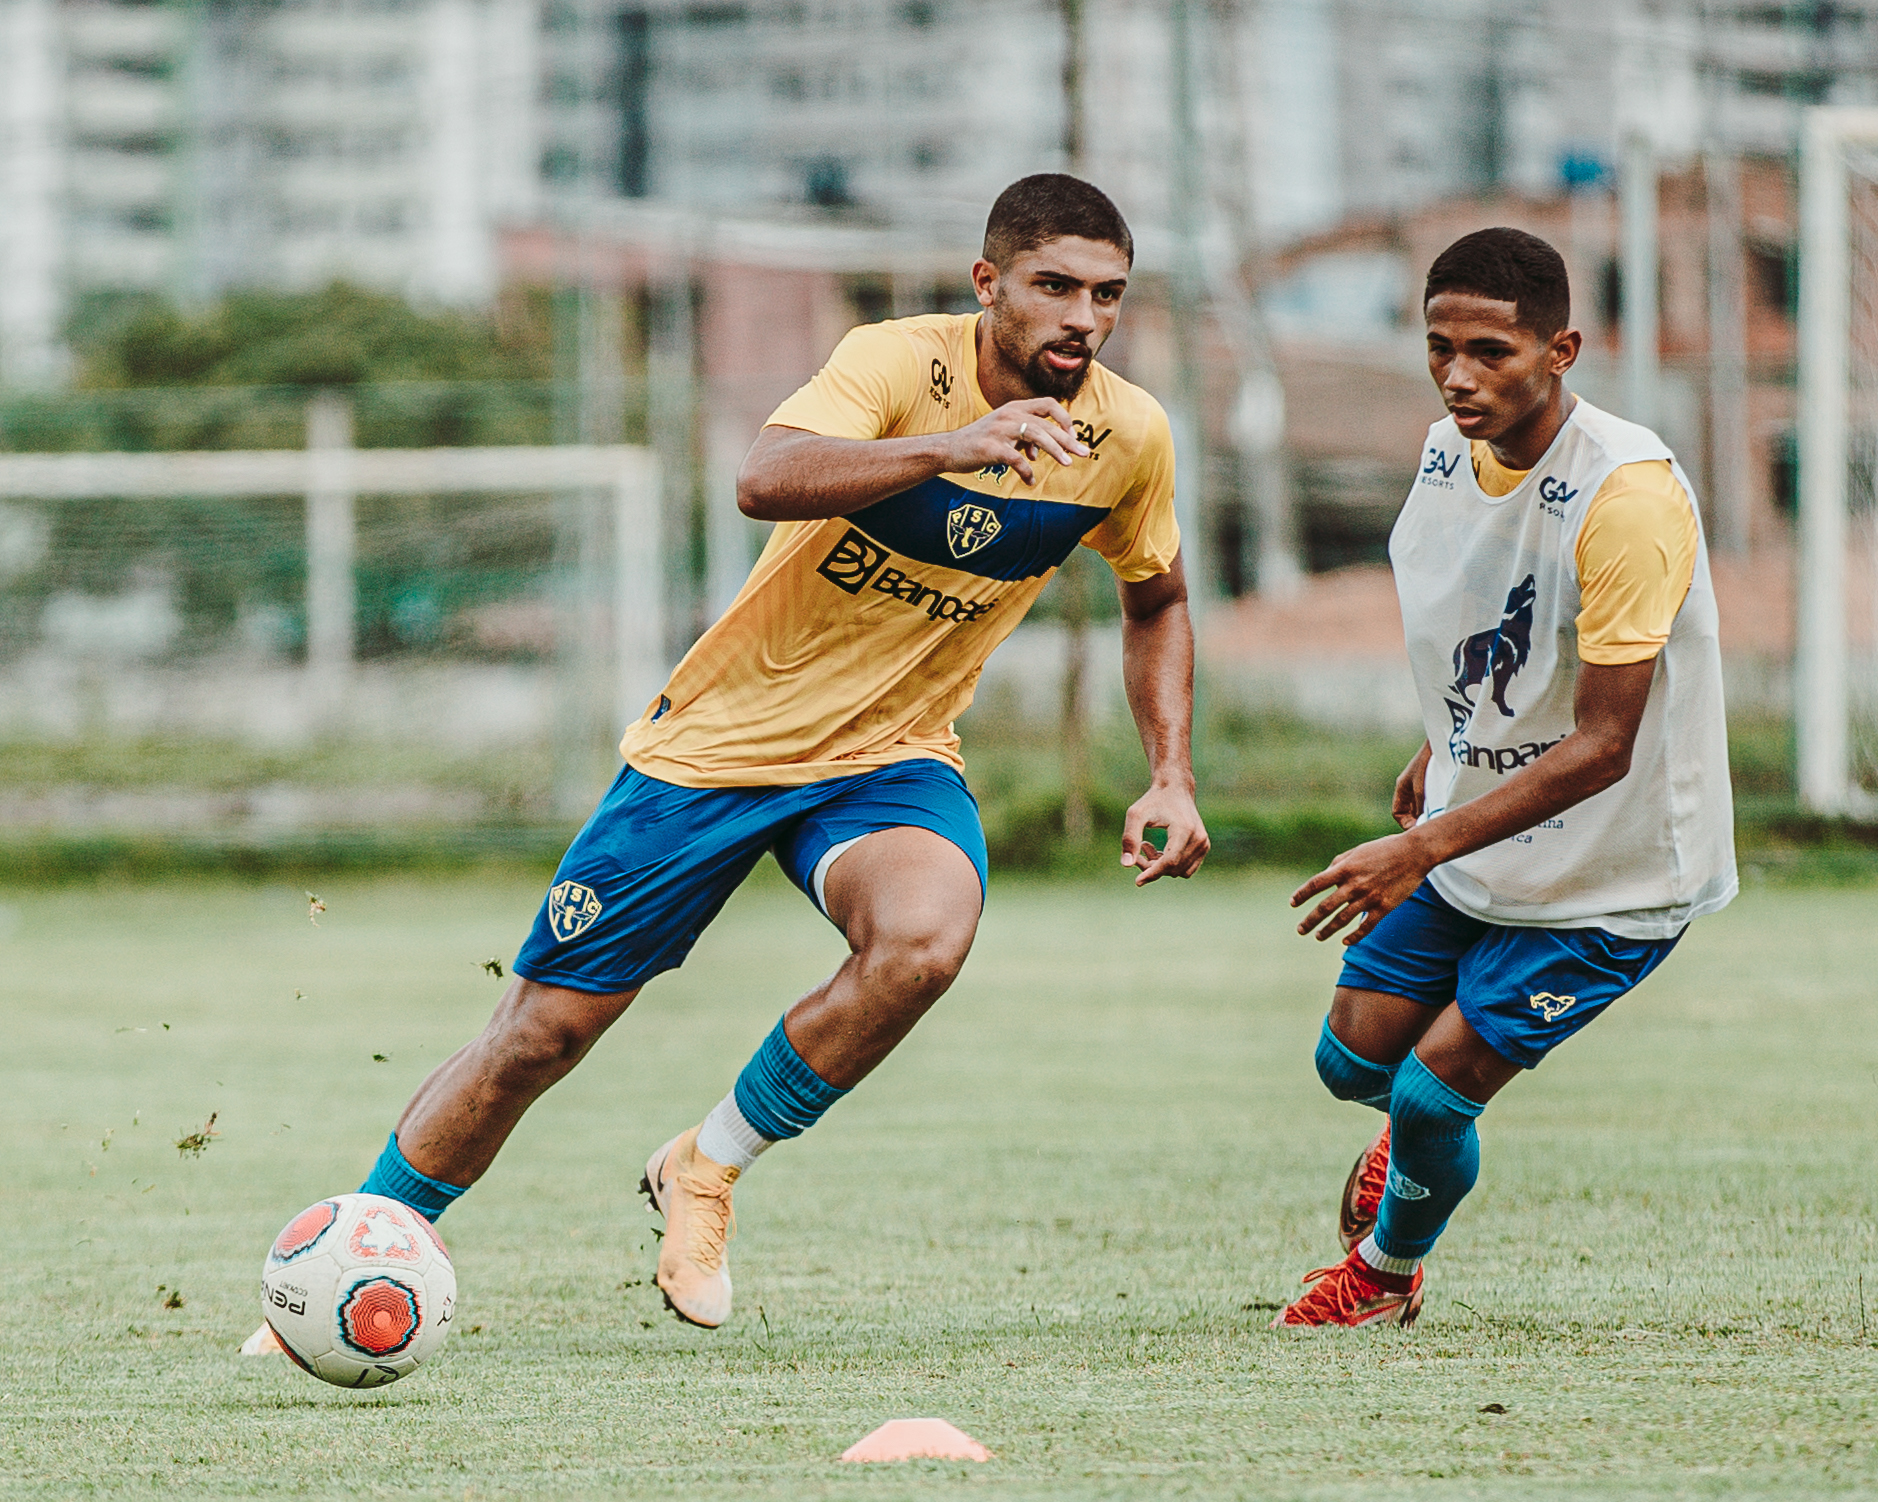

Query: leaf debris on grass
[371,1053,389,1063]
[306,892,326,925]
[157,1285,184,1310]
[478,957,505,978]
[173,1112,219,1157]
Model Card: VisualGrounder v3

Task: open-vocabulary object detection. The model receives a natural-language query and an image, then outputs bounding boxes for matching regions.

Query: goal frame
[1797,105,1878,817]
[0,437,666,737]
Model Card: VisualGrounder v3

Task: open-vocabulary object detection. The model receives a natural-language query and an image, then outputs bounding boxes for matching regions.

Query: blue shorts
[1336,881,1682,1069]
[513,758,988,995]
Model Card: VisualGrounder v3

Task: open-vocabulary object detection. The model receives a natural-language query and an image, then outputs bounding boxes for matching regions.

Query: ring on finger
[1017,422,1028,441]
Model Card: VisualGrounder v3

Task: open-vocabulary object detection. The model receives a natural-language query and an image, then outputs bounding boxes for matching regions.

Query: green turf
[2,869,1875,1499]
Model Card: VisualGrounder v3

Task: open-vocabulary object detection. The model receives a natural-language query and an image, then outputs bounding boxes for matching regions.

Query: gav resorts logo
[1421,448,1462,488]
[1449,574,1537,719]
[1528,991,1578,1021]
[548,880,604,941]
[815,529,997,623]
[929,358,953,408]
[945,501,1002,559]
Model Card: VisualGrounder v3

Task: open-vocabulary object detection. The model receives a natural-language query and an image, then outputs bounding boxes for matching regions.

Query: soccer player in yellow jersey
[1271,228,1734,1327]
[327,175,1209,1331]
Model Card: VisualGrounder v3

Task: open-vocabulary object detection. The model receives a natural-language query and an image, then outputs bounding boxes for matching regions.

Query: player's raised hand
[1392,741,1432,830]
[942,398,1086,485]
[1119,783,1209,886]
[1290,831,1433,945]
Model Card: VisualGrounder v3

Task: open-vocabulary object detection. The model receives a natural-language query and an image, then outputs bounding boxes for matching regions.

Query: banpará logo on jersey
[1421,448,1461,489]
[1448,730,1566,773]
[1448,574,1537,719]
[929,358,952,408]
[548,880,604,942]
[945,502,1002,558]
[816,528,999,623]
[1528,991,1578,1021]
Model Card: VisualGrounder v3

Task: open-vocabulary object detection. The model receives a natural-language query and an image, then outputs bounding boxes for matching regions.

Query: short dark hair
[1424,227,1570,337]
[983,174,1134,267]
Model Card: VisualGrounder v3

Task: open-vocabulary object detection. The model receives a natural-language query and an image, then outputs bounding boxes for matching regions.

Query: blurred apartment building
[5,0,1877,600]
[0,0,540,388]
[8,2,1878,362]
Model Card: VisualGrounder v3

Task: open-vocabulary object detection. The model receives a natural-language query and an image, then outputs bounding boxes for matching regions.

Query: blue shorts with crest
[1335,881,1682,1069]
[513,758,987,996]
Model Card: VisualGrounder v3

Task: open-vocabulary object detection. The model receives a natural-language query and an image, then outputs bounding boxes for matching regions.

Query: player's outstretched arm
[737,401,1088,522]
[1291,657,1656,944]
[1116,553,1209,885]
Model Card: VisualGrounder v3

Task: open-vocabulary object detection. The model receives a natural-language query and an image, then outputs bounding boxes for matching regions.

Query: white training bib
[1389,397,1736,938]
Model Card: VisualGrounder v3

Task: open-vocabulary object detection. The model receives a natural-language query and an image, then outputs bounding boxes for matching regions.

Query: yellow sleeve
[1079,398,1181,581]
[763,321,920,440]
[1573,460,1698,665]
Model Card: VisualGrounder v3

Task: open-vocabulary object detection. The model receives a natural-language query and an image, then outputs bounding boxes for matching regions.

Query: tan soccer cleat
[640,1126,738,1328]
[1339,1121,1391,1252]
[239,1323,286,1355]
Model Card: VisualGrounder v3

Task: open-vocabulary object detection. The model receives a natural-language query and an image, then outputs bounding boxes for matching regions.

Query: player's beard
[989,301,1095,401]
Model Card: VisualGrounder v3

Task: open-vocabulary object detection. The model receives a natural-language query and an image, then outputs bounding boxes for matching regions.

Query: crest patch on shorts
[549,880,604,942]
[1527,991,1578,1021]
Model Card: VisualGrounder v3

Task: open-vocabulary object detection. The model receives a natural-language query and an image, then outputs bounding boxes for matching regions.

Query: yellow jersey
[1470,443,1697,666]
[618,312,1179,787]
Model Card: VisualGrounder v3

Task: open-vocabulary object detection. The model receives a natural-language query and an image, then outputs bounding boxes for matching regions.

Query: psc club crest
[945,502,1002,559]
[549,879,604,941]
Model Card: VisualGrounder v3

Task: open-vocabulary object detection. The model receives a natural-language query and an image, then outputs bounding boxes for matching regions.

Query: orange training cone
[839,1418,992,1463]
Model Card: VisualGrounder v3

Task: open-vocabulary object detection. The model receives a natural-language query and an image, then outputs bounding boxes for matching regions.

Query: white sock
[1357,1233,1421,1278]
[695,1092,774,1173]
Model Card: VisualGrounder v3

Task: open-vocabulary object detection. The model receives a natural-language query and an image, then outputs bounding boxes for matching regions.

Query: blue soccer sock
[730,1016,849,1146]
[1315,1017,1398,1111]
[359,1132,469,1223]
[1367,1051,1485,1271]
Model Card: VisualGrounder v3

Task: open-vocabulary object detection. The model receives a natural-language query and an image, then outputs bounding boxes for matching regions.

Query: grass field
[4,867,1876,1499]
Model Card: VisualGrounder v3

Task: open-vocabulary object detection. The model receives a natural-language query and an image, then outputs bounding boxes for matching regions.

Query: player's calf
[643,829,981,1327]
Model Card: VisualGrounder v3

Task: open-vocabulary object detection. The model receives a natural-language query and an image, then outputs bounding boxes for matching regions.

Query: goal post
[0,438,666,795]
[1797,106,1878,817]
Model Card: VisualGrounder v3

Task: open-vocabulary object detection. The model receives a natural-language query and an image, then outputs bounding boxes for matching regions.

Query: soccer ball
[261,1193,456,1388]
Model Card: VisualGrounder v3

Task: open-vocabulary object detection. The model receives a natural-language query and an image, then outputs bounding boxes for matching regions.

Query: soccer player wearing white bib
[1273,228,1736,1328]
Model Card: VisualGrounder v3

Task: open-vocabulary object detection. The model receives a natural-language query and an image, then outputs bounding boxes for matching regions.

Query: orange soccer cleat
[1338,1121,1391,1252]
[1270,1245,1424,1329]
[640,1126,738,1328]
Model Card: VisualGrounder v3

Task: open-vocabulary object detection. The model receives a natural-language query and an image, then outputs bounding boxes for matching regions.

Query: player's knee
[483,989,602,1091]
[859,914,973,1002]
[1315,1017,1396,1111]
